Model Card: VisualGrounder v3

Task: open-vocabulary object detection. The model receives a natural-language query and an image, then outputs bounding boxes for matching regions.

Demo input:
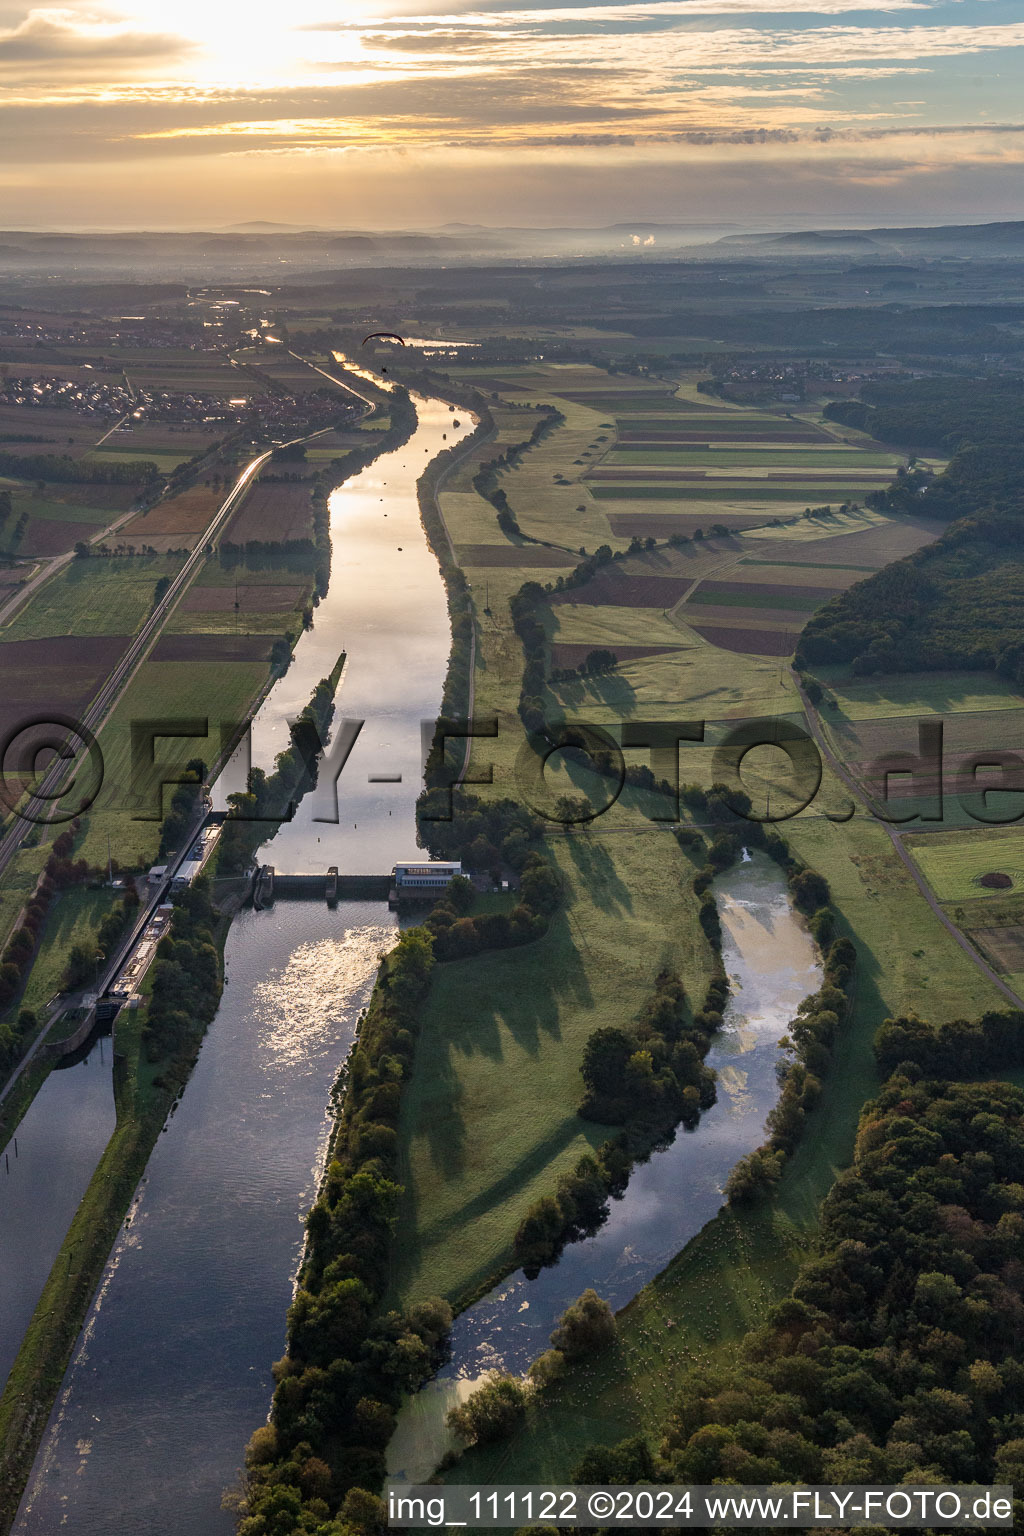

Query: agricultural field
[74,653,273,869]
[904,827,1024,903]
[0,480,135,558]
[120,485,225,549]
[235,346,359,405]
[0,555,183,643]
[0,556,185,764]
[168,559,312,636]
[224,477,316,543]
[86,448,190,475]
[0,402,113,460]
[434,360,945,818]
[440,358,920,563]
[814,677,1024,825]
[583,399,903,538]
[815,669,1024,720]
[119,358,265,399]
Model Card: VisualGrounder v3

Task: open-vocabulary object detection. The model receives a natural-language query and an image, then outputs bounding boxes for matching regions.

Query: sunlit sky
[0,0,1021,228]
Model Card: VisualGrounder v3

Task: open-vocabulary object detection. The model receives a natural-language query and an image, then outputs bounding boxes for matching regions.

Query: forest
[824,377,1024,456]
[656,1073,1024,1503]
[798,376,1024,678]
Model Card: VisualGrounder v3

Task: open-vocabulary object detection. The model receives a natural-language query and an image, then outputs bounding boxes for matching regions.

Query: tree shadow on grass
[416,919,593,1184]
[562,833,634,916]
[586,672,637,716]
[419,1112,590,1248]
[775,907,884,1226]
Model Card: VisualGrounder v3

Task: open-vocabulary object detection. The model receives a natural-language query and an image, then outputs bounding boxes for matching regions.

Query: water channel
[0,1036,115,1391]
[12,374,820,1530]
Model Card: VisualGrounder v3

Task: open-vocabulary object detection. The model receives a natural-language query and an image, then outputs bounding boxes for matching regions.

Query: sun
[117,0,371,82]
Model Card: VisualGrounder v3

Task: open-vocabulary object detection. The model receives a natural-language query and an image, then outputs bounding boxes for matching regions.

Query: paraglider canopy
[362,332,406,346]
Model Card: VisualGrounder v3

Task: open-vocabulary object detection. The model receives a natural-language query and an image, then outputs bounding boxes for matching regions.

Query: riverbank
[13,903,393,1536]
[442,807,1008,1483]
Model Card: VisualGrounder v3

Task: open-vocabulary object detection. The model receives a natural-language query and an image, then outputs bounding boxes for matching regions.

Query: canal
[0,1035,115,1392]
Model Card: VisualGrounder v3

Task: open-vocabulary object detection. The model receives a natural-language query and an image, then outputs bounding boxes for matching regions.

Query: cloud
[0,7,191,70]
[300,0,932,27]
[360,29,498,49]
[348,19,1024,68]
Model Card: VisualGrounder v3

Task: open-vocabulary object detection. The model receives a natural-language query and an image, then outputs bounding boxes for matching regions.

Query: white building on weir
[392,860,462,893]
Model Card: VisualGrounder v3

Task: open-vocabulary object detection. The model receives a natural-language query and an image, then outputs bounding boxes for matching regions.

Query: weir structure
[249,865,460,908]
[252,866,394,906]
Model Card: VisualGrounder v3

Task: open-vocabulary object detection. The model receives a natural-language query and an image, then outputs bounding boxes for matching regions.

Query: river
[386,851,821,1482]
[0,1035,115,1391]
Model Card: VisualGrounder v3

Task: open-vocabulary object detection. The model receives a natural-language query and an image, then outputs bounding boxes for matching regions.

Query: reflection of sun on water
[253,925,396,1070]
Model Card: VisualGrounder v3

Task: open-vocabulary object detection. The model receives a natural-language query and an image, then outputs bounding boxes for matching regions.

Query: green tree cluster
[144,878,222,1064]
[661,1074,1024,1509]
[417,788,543,875]
[579,968,716,1130]
[424,857,557,961]
[63,888,140,990]
[219,665,343,875]
[513,969,727,1276]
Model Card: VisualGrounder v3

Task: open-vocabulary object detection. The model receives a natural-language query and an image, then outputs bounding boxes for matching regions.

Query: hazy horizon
[0,0,1021,231]
[1,212,1020,235]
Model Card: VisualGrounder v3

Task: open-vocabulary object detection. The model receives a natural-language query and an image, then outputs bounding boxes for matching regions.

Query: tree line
[235,860,564,1533]
[0,450,158,484]
[219,658,345,876]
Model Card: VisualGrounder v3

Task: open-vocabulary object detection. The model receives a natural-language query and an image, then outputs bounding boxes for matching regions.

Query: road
[0,428,330,889]
[794,670,1024,1010]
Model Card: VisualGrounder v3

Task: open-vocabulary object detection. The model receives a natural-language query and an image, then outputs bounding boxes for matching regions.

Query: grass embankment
[391,819,716,1312]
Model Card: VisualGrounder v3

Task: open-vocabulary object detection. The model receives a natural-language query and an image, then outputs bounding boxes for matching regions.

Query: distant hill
[768,231,879,249]
[0,216,1020,281]
[718,219,1024,256]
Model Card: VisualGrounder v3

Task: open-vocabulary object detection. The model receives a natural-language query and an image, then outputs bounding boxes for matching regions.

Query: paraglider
[362,332,406,347]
